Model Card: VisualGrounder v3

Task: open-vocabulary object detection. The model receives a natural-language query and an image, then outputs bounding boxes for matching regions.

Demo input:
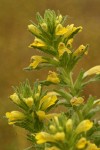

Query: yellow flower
[29,38,46,48]
[55,24,68,35]
[23,97,34,107]
[29,55,47,69]
[86,142,100,150]
[36,132,55,144]
[36,131,65,144]
[93,99,100,106]
[36,110,58,121]
[73,45,87,56]
[70,97,84,106]
[47,71,60,83]
[28,24,41,35]
[45,146,60,150]
[75,120,93,134]
[58,42,72,57]
[54,132,65,141]
[10,93,20,105]
[76,137,87,149]
[6,111,25,125]
[39,92,58,110]
[66,119,73,132]
[36,110,46,120]
[83,65,100,78]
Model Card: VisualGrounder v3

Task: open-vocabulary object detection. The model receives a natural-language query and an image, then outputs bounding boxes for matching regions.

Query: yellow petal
[29,56,47,69]
[67,38,73,47]
[55,24,68,35]
[83,65,100,78]
[64,24,74,37]
[58,42,72,57]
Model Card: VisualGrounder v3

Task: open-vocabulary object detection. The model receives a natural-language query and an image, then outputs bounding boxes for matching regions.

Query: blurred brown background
[0,0,100,149]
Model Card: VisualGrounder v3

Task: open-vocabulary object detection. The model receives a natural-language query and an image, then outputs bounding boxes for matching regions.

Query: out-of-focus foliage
[0,0,100,150]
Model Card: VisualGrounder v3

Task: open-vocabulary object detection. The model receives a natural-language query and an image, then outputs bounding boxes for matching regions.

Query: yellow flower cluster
[6,86,58,124]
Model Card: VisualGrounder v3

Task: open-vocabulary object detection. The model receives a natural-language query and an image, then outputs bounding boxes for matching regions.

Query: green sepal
[82,96,95,118]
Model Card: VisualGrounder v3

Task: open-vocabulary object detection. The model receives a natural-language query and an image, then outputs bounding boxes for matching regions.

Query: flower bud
[74,45,87,56]
[66,119,73,132]
[47,71,60,84]
[49,125,56,133]
[54,132,65,141]
[76,137,87,149]
[23,97,34,107]
[10,93,20,105]
[75,120,93,134]
[28,24,40,35]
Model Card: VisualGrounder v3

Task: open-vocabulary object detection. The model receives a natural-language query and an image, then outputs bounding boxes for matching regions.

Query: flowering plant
[6,10,100,150]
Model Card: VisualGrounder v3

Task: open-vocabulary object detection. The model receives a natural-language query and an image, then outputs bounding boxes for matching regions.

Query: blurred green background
[0,0,100,149]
